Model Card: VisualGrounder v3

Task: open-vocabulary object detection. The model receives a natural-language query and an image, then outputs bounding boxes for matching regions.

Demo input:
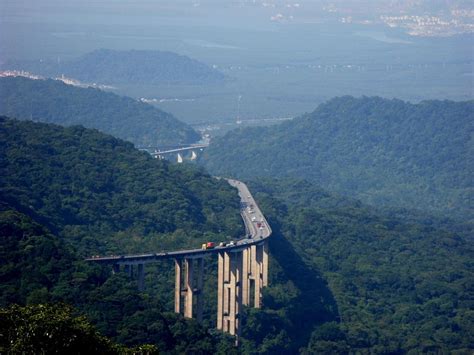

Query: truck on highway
[201,242,215,250]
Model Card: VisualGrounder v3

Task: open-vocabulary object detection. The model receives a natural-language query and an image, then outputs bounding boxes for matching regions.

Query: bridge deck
[150,144,209,155]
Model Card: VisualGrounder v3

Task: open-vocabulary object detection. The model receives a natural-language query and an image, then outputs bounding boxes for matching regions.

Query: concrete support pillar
[229,253,237,335]
[223,252,230,332]
[217,251,242,336]
[112,264,120,274]
[174,259,182,313]
[217,251,231,331]
[217,252,224,330]
[137,263,145,291]
[242,247,250,306]
[184,258,194,319]
[237,252,243,338]
[251,245,263,308]
[262,241,269,287]
[124,264,133,278]
[231,251,243,336]
[196,258,204,323]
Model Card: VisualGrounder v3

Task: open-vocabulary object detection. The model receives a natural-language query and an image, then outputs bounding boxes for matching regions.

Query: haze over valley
[1,0,472,128]
[0,1,473,354]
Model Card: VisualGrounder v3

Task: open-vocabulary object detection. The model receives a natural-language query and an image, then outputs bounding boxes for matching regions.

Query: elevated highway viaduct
[86,179,271,338]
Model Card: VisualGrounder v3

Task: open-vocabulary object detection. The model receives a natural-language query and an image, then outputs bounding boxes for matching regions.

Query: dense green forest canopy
[0,117,242,352]
[201,96,474,220]
[3,49,226,85]
[0,117,472,353]
[0,117,242,256]
[0,76,200,146]
[247,178,473,353]
[0,303,159,354]
[0,208,237,353]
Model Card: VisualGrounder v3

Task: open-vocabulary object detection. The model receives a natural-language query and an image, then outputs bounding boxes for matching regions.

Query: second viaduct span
[86,179,271,337]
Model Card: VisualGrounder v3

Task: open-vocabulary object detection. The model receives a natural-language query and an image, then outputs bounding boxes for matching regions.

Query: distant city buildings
[252,0,474,37]
[380,14,474,37]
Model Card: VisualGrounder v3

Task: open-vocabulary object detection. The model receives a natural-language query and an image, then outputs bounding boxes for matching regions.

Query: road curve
[86,179,271,265]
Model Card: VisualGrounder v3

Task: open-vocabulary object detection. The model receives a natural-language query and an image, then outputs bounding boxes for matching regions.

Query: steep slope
[202,96,474,219]
[0,76,200,146]
[0,117,242,255]
[3,49,226,85]
[0,207,74,306]
[0,303,148,354]
[248,178,473,353]
[0,117,241,352]
[1,117,472,353]
[0,208,232,353]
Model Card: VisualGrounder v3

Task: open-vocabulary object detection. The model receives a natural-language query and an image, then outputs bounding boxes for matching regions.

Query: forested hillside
[1,117,472,353]
[248,178,473,353]
[0,207,237,353]
[0,303,158,354]
[0,117,241,255]
[0,76,200,146]
[202,96,473,219]
[0,117,241,352]
[3,49,226,85]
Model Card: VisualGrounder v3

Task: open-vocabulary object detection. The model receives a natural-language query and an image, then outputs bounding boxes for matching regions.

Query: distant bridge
[86,179,271,338]
[140,143,209,163]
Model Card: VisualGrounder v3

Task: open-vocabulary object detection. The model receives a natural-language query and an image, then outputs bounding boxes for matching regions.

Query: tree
[0,303,149,354]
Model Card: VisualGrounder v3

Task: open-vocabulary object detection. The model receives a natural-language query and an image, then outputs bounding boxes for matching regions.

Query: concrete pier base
[262,241,269,287]
[184,258,194,318]
[196,258,204,323]
[242,248,250,306]
[174,259,182,313]
[137,263,145,291]
[124,264,133,278]
[112,264,120,274]
[249,244,264,308]
[217,251,243,336]
[174,257,205,320]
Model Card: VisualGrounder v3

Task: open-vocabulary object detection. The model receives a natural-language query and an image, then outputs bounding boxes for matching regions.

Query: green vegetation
[0,76,200,146]
[202,96,474,219]
[247,178,473,353]
[0,303,157,354]
[0,117,242,255]
[0,117,241,352]
[4,49,226,85]
[0,206,239,353]
[1,115,472,353]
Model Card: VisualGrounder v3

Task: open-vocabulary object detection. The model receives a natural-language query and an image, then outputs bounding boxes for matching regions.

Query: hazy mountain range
[2,49,226,85]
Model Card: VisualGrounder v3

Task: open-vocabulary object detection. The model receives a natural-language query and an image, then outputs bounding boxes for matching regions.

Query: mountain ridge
[1,117,472,353]
[2,49,226,85]
[0,76,200,147]
[201,96,474,219]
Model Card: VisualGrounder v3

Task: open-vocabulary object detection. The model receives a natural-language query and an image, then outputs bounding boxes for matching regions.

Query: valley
[1,1,473,353]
